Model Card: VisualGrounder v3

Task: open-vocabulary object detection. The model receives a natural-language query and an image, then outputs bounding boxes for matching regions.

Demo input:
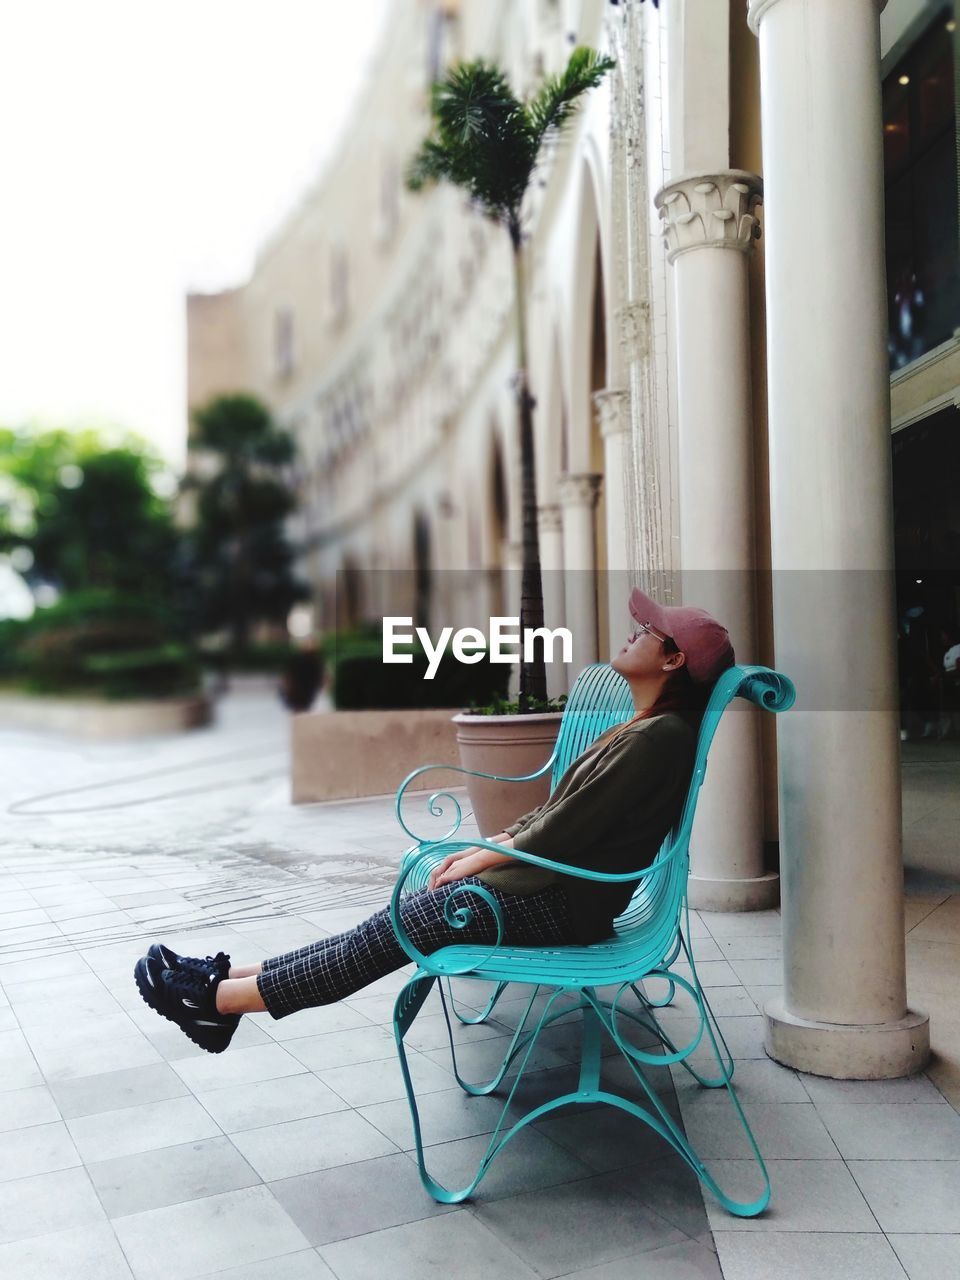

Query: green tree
[0,426,179,599]
[407,47,615,709]
[183,393,305,655]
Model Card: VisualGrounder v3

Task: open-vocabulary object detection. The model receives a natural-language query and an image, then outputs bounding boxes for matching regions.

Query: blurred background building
[184,0,960,1073]
[186,0,959,687]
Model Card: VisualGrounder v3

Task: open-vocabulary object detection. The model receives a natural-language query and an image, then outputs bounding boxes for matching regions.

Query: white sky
[0,0,392,471]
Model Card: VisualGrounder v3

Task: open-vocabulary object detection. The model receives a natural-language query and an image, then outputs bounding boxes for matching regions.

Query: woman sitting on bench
[134,588,735,1054]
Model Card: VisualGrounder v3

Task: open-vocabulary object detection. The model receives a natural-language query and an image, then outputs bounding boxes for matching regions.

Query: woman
[134,588,735,1054]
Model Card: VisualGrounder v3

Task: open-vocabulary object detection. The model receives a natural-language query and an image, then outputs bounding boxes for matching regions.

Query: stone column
[559,474,602,673]
[538,503,567,698]
[654,170,778,913]
[749,0,929,1076]
[594,389,633,655]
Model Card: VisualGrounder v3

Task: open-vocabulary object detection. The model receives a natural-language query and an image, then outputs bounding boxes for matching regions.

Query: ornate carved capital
[654,171,762,263]
[537,503,563,534]
[558,473,603,509]
[592,389,630,440]
[749,0,888,34]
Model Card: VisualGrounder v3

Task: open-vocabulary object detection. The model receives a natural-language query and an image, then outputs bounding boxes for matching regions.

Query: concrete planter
[0,692,211,740]
[452,711,563,838]
[292,707,461,803]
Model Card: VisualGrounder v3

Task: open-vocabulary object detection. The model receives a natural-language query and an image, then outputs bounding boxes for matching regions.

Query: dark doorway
[893,406,960,738]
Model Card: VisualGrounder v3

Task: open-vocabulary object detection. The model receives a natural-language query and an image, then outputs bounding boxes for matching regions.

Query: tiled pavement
[1,687,959,1280]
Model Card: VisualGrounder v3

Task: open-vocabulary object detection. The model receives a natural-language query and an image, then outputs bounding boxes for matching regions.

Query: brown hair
[594,636,712,751]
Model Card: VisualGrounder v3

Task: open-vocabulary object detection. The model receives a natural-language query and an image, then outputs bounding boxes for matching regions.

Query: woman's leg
[227,879,574,1020]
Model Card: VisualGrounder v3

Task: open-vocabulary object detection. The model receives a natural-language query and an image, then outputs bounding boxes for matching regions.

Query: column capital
[537,503,563,534]
[654,171,763,263]
[558,473,602,509]
[749,0,887,34]
[592,388,630,439]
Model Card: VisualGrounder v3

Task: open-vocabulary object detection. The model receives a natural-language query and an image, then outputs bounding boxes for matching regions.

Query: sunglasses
[628,621,668,645]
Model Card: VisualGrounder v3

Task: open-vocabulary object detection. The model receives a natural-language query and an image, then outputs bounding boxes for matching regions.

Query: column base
[764,998,930,1080]
[687,871,779,913]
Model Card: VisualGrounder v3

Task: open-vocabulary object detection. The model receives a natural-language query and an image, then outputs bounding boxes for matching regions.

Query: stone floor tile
[270,1150,455,1244]
[889,1233,960,1279]
[798,1071,948,1106]
[534,1102,683,1173]
[195,1072,347,1133]
[681,1101,840,1160]
[714,1232,909,1280]
[30,1032,163,1083]
[697,911,782,939]
[170,1042,306,1092]
[727,959,786,988]
[659,1015,767,1061]
[471,1170,685,1278]
[555,1239,723,1280]
[0,1119,80,1182]
[358,1085,512,1151]
[702,1158,878,1233]
[229,1108,398,1181]
[0,1166,106,1244]
[48,1061,190,1120]
[257,1001,374,1040]
[672,1058,807,1106]
[848,1159,960,1232]
[0,1222,134,1280]
[14,988,124,1030]
[66,1095,222,1163]
[112,1184,311,1280]
[817,1102,960,1159]
[715,935,783,961]
[421,1031,572,1080]
[0,1027,43,1091]
[0,1083,61,1131]
[319,1208,541,1280]
[318,1048,455,1107]
[86,1135,260,1218]
[282,1024,397,1072]
[403,1125,594,1203]
[191,1251,336,1280]
[398,1009,513,1052]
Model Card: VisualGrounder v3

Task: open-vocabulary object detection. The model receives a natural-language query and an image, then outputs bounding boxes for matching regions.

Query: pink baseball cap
[629,587,735,685]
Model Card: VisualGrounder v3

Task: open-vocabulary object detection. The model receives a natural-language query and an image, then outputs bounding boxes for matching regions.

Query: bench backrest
[549,663,795,937]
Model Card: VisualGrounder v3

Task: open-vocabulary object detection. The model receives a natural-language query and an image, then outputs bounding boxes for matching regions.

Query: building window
[330,245,350,329]
[274,306,295,379]
[884,7,959,368]
[376,156,401,248]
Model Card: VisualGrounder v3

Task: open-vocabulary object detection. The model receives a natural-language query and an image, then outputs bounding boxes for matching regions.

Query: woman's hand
[427,835,514,890]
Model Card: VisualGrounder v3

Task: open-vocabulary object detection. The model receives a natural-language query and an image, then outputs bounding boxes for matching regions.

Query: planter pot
[452,711,563,837]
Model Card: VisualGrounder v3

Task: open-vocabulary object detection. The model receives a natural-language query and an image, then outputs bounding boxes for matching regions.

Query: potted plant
[407,47,614,834]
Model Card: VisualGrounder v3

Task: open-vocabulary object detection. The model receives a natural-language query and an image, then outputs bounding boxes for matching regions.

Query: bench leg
[584,984,770,1218]
[443,977,510,1025]
[395,977,592,1203]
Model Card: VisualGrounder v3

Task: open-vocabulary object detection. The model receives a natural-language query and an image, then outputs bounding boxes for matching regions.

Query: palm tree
[408,47,615,709]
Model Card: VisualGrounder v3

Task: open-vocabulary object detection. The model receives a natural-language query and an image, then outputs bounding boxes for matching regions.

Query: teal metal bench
[390,661,795,1216]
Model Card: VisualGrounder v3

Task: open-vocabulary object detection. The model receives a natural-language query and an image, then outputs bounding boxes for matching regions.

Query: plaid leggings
[256,877,575,1019]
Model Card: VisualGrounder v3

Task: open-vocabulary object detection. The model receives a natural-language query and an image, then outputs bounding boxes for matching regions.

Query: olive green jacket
[476,712,697,944]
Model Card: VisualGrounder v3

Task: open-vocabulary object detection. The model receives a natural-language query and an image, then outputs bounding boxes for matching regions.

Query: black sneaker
[134,954,240,1054]
[147,943,231,987]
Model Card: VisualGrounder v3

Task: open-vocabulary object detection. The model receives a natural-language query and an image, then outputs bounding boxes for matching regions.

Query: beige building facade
[188,0,959,1078]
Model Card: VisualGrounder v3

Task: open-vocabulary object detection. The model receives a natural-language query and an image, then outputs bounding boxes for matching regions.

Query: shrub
[6,590,201,700]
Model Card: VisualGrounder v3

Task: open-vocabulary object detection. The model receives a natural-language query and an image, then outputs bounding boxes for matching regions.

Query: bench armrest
[387,836,683,973]
[394,753,556,844]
